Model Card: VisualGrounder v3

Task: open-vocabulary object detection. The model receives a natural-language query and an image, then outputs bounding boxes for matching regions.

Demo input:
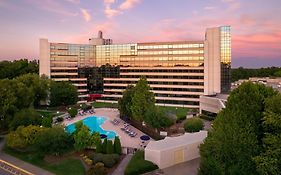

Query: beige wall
[204,27,221,95]
[199,95,226,114]
[39,39,50,77]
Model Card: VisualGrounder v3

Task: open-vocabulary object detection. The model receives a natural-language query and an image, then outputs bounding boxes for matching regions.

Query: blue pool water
[65,116,117,139]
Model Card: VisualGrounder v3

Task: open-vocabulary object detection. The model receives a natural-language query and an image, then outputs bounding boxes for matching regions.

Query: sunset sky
[0,0,280,68]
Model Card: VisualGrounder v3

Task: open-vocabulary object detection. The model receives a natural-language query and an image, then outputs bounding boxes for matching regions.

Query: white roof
[145,131,208,151]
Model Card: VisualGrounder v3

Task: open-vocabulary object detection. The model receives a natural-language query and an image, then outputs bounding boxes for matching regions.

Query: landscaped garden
[0,67,201,175]
[117,76,201,139]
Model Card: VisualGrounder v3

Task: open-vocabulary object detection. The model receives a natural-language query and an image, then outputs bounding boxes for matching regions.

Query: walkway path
[0,136,54,175]
[111,154,133,175]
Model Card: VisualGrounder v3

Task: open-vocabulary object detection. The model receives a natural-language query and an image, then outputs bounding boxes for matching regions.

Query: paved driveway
[162,158,200,175]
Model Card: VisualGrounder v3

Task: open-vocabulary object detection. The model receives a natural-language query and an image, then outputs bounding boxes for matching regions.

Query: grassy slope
[3,146,85,175]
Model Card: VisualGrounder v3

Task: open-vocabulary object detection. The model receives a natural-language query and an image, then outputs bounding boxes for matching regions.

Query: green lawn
[3,146,85,175]
[36,110,64,118]
[125,150,158,175]
[158,106,188,120]
[92,102,118,108]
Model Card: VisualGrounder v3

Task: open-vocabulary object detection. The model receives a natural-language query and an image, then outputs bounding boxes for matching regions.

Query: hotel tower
[40,26,231,109]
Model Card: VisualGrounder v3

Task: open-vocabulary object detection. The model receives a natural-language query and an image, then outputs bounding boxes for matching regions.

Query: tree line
[231,67,281,82]
[0,59,38,79]
[0,73,78,132]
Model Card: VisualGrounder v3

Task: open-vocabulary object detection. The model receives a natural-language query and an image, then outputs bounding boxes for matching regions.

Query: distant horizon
[0,0,280,68]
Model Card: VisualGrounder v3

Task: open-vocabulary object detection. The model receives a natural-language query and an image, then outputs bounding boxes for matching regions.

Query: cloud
[103,0,141,18]
[65,0,80,4]
[104,0,115,4]
[204,6,216,10]
[80,8,91,22]
[119,0,140,10]
[105,5,121,18]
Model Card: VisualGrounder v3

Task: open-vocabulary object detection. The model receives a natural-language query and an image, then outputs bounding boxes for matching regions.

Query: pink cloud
[105,5,121,18]
[102,0,142,18]
[119,0,141,10]
[80,8,91,22]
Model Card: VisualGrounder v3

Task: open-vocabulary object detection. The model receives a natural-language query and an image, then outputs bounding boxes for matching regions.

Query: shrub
[114,136,122,154]
[184,118,204,132]
[35,126,72,155]
[102,155,116,168]
[96,139,103,153]
[176,114,186,122]
[111,154,120,162]
[6,125,45,149]
[9,108,42,130]
[87,162,106,175]
[102,138,107,154]
[68,108,78,118]
[125,150,158,175]
[106,140,114,154]
[90,153,120,168]
[91,153,104,164]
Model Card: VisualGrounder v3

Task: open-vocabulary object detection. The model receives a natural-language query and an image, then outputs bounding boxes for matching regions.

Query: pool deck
[62,108,151,149]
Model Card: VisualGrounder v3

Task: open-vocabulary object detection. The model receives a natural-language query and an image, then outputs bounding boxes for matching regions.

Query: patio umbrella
[140,135,150,141]
[100,134,107,139]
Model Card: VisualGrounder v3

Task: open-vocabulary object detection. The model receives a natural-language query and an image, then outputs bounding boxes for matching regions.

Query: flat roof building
[39,26,231,109]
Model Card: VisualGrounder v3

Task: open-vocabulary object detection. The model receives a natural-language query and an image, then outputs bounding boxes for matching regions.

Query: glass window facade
[44,26,231,107]
[220,26,231,93]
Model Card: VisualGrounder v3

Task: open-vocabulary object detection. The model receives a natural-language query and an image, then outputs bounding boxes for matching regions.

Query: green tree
[6,125,45,149]
[9,108,42,130]
[50,81,78,107]
[74,125,91,151]
[96,139,103,153]
[273,70,281,77]
[0,59,38,79]
[68,107,78,118]
[199,82,277,175]
[102,138,108,154]
[16,74,49,107]
[131,77,155,121]
[118,85,135,118]
[0,79,17,131]
[184,118,204,133]
[114,136,122,155]
[41,116,52,127]
[253,94,281,175]
[106,140,114,154]
[35,126,72,155]
[89,132,101,147]
[10,79,33,109]
[144,106,173,129]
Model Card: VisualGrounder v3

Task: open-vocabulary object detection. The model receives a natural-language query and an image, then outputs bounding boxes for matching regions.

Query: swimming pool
[65,116,117,139]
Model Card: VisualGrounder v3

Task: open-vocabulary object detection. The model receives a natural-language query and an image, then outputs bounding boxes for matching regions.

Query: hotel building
[39,26,231,109]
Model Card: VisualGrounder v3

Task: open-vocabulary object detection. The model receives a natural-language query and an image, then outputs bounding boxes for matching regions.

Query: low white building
[145,131,208,169]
